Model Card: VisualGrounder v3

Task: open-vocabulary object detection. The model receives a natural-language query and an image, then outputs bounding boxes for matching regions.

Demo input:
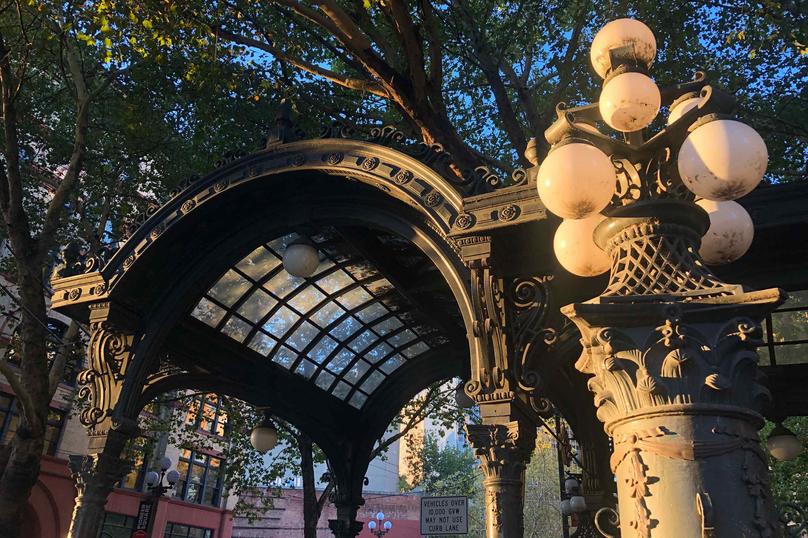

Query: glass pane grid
[189,229,444,409]
[763,289,808,366]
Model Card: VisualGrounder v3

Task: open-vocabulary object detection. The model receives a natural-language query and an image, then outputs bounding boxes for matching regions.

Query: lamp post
[533,17,784,538]
[140,456,179,536]
[367,512,393,537]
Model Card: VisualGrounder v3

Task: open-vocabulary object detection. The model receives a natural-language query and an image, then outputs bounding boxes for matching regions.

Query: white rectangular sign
[420,495,468,535]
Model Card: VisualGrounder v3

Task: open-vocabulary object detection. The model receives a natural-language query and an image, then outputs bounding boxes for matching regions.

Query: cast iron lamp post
[532,17,783,538]
[144,456,180,497]
[367,512,393,537]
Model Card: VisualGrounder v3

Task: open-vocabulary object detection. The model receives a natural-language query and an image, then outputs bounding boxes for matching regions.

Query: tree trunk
[299,433,320,538]
[0,263,50,538]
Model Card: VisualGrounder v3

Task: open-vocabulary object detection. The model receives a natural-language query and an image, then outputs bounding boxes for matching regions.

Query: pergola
[51,107,808,538]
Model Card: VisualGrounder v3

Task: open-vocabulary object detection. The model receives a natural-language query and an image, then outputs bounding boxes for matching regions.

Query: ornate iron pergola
[51,106,808,538]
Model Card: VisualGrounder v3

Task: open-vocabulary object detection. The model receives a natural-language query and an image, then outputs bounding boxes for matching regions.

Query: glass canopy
[190,228,444,409]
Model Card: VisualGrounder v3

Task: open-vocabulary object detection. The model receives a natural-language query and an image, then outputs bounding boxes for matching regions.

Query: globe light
[368,521,377,530]
[158,456,172,471]
[570,495,588,513]
[560,499,572,516]
[553,215,610,277]
[145,471,160,487]
[590,18,657,78]
[767,423,803,461]
[696,199,754,265]
[283,241,320,277]
[384,521,393,530]
[166,469,180,485]
[599,72,661,132]
[537,143,616,219]
[678,119,768,201]
[667,96,700,126]
[376,512,385,521]
[564,477,579,495]
[250,422,279,453]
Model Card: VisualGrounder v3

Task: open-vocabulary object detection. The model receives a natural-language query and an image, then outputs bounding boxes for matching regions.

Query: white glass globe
[696,199,754,265]
[560,499,572,516]
[538,143,616,219]
[590,18,657,78]
[553,215,610,277]
[368,521,377,530]
[570,495,587,513]
[678,119,768,201]
[667,97,700,126]
[376,512,385,520]
[767,427,803,461]
[159,456,172,471]
[564,477,579,495]
[250,424,279,453]
[145,470,160,487]
[166,469,180,485]
[283,242,320,277]
[599,72,661,132]
[384,521,393,530]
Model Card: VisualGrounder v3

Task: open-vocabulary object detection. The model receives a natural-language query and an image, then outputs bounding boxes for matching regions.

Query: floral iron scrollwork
[76,317,136,432]
[465,263,555,405]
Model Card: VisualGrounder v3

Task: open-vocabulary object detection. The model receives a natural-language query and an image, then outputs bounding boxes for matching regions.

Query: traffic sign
[420,496,468,535]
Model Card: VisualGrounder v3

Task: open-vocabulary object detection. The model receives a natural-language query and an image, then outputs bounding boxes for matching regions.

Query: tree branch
[0,361,38,435]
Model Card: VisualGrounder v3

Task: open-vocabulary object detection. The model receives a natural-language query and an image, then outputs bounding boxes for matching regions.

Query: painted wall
[25,455,234,538]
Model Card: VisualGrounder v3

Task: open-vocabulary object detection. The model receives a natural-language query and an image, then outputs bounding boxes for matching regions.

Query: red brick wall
[232,490,422,538]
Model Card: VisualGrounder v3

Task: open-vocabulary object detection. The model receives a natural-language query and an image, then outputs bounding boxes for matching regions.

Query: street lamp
[535,18,765,277]
[767,422,803,461]
[250,411,279,453]
[560,476,587,516]
[145,456,180,497]
[367,511,393,537]
[546,17,783,537]
[283,238,320,277]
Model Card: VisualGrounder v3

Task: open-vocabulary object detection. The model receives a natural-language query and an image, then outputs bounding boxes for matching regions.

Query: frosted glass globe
[696,200,754,265]
[678,119,768,201]
[667,97,700,126]
[538,143,616,219]
[283,242,320,277]
[384,521,393,530]
[590,18,657,78]
[553,215,610,277]
[767,429,803,461]
[368,521,377,530]
[250,424,279,452]
[570,495,587,513]
[560,499,572,516]
[599,72,661,132]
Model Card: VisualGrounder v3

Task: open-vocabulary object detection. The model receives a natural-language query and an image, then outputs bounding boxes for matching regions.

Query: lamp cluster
[560,476,587,517]
[538,18,768,277]
[368,511,393,537]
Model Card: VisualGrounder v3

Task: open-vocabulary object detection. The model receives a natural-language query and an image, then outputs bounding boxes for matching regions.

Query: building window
[175,449,224,507]
[98,512,136,538]
[0,393,65,455]
[117,438,153,490]
[761,290,808,365]
[164,523,213,538]
[4,318,83,386]
[185,395,227,437]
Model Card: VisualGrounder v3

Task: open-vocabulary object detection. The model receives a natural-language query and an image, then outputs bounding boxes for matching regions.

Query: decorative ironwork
[779,503,807,537]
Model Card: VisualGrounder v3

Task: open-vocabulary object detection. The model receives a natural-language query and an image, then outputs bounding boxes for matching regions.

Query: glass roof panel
[310,302,347,328]
[263,306,299,338]
[288,286,327,314]
[191,298,226,327]
[190,229,444,410]
[236,246,282,281]
[238,289,277,323]
[327,348,356,374]
[360,371,385,394]
[348,392,368,409]
[265,271,305,299]
[209,270,252,307]
[248,332,277,356]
